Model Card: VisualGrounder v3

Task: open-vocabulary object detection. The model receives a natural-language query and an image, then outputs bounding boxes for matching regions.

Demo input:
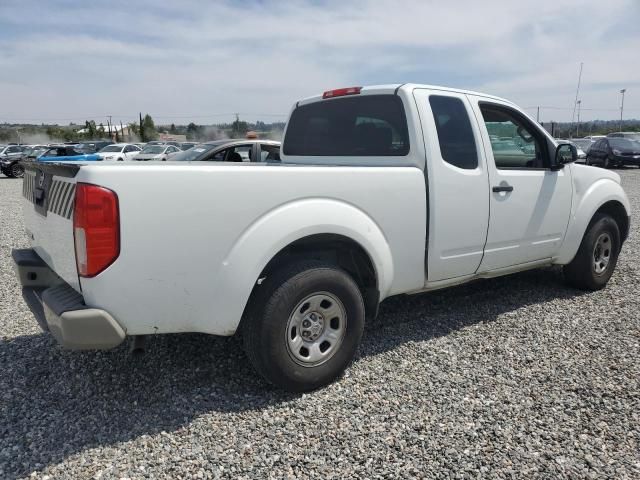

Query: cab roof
[296,83,513,107]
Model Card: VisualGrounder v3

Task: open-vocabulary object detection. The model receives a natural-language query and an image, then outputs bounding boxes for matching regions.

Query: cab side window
[480,104,549,169]
[429,95,478,169]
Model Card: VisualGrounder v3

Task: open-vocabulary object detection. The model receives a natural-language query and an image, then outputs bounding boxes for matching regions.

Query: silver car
[134,144,182,161]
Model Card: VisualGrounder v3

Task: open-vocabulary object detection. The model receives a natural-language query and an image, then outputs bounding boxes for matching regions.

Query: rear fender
[213,198,394,334]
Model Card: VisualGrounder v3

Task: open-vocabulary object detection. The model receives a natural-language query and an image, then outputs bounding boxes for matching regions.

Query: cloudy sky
[1,0,638,125]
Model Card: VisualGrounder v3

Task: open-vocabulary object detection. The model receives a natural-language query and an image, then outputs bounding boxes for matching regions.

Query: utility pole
[107,115,112,140]
[576,100,581,137]
[620,89,626,131]
[571,62,583,134]
[536,106,540,123]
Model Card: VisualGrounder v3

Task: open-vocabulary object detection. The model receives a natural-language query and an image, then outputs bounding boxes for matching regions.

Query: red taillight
[322,86,362,99]
[73,183,120,277]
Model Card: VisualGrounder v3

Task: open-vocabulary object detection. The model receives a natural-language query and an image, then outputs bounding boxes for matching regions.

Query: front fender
[556,177,630,264]
[212,198,394,334]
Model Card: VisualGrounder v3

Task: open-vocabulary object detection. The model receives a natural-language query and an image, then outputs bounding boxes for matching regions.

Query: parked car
[0,144,26,177]
[74,141,113,154]
[172,139,281,162]
[147,140,182,148]
[586,137,640,168]
[607,131,640,141]
[97,143,142,161]
[37,146,102,162]
[180,142,198,151]
[12,84,630,392]
[571,138,595,154]
[134,144,182,161]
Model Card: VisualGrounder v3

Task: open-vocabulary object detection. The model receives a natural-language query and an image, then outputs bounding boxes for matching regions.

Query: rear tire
[242,261,365,392]
[563,213,620,291]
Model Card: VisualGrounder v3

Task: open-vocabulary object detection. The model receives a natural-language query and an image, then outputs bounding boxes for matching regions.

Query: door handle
[492,185,514,193]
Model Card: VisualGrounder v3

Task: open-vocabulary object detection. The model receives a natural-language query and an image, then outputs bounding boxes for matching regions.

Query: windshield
[27,147,47,157]
[75,143,96,152]
[173,143,221,161]
[99,145,123,153]
[610,138,640,150]
[141,145,165,154]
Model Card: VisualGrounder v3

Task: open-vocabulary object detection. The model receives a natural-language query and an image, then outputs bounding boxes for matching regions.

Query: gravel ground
[1,170,639,479]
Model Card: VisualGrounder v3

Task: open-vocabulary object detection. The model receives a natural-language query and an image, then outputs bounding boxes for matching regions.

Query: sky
[0,0,639,126]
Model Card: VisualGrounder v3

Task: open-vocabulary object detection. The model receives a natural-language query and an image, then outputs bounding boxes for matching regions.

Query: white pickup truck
[13,84,631,392]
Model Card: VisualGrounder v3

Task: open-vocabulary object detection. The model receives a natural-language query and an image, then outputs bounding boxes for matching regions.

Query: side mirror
[552,143,577,170]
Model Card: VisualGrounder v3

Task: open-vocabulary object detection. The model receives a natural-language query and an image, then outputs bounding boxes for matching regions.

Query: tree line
[0,115,286,143]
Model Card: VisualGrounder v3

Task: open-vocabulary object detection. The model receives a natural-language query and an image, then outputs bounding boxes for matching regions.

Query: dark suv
[0,145,26,178]
[586,137,640,168]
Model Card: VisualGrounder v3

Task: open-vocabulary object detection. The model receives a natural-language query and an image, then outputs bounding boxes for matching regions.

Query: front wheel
[10,163,24,178]
[563,213,620,290]
[242,261,365,392]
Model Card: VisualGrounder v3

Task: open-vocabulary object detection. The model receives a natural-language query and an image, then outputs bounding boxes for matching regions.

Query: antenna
[570,62,583,136]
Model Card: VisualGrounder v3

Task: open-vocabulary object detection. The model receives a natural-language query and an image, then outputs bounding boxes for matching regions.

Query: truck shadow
[0,266,587,478]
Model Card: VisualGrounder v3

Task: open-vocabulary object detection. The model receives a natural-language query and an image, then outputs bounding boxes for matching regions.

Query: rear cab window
[283,95,410,157]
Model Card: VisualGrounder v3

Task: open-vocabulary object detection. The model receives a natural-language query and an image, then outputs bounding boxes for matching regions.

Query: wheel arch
[556,179,630,264]
[257,233,381,320]
[214,198,395,335]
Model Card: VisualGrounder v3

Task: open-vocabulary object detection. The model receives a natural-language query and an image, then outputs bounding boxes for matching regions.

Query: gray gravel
[1,170,639,479]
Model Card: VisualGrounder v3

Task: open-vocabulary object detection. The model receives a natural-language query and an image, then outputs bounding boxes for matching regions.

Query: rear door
[22,163,80,291]
[413,89,490,281]
[469,97,572,271]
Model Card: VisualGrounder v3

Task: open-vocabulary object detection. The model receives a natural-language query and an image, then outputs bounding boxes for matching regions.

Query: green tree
[186,122,200,140]
[231,115,248,137]
[84,120,97,139]
[142,114,158,140]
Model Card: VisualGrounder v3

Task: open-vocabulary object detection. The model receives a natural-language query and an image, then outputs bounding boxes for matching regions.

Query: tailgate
[22,162,81,292]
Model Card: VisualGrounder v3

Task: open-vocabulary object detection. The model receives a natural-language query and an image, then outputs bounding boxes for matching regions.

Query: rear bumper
[12,248,126,350]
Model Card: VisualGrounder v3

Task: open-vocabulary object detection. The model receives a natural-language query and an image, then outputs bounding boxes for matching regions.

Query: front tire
[563,213,620,290]
[242,261,365,392]
[10,163,24,178]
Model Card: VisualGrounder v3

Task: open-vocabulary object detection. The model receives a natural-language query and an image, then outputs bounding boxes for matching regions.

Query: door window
[429,95,478,169]
[205,145,252,162]
[480,105,549,169]
[260,144,281,162]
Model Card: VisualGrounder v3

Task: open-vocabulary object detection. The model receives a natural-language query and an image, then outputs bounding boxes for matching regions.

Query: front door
[469,97,572,272]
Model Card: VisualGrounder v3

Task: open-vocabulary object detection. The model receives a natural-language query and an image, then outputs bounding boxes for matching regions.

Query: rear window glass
[283,95,410,156]
[429,95,478,169]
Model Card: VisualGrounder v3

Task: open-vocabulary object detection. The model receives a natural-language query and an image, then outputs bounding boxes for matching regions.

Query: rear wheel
[563,213,620,290]
[10,163,24,178]
[242,261,365,392]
